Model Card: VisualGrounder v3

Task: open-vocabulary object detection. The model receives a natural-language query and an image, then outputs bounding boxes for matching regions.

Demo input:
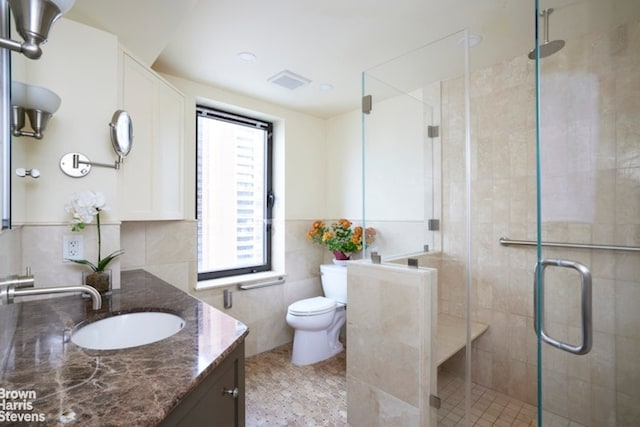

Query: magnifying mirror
[60,110,134,178]
[109,110,133,161]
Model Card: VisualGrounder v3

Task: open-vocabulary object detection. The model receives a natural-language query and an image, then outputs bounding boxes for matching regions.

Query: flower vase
[83,270,111,295]
[332,250,350,266]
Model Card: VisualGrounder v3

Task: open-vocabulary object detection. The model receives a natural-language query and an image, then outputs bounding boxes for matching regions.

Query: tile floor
[245,344,549,427]
[245,343,347,426]
[437,370,536,426]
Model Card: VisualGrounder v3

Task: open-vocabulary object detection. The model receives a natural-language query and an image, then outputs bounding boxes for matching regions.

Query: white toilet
[286,264,347,366]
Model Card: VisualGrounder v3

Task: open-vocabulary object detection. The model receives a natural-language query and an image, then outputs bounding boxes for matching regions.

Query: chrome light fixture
[11,80,60,138]
[0,0,74,59]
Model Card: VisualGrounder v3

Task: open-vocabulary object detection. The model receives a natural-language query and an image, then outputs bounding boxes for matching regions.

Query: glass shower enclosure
[360,0,640,425]
[533,0,640,425]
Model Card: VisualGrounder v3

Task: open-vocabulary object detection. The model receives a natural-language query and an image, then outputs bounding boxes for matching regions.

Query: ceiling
[64,0,599,119]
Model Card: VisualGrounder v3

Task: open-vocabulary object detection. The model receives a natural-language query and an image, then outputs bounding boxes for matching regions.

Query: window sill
[195,271,286,291]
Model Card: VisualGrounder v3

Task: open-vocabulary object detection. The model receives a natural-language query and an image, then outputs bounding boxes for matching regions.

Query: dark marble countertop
[0,269,249,426]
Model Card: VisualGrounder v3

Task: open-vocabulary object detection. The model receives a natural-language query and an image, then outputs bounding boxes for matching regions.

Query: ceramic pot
[332,250,351,266]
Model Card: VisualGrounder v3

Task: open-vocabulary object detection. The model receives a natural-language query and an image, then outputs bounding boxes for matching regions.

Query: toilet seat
[288,296,336,316]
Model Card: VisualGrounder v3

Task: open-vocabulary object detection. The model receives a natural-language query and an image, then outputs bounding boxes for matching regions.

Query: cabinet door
[203,356,239,426]
[121,54,155,218]
[155,80,184,219]
[120,53,185,220]
[159,343,245,427]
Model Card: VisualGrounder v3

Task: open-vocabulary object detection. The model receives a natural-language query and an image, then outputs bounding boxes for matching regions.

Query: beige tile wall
[346,262,438,427]
[0,227,21,278]
[0,224,122,289]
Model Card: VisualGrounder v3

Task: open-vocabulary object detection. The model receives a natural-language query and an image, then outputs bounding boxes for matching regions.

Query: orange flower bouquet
[306,218,376,260]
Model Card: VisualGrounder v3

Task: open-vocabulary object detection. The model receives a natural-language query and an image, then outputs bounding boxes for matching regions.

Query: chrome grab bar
[500,236,640,252]
[534,259,592,355]
[237,277,285,290]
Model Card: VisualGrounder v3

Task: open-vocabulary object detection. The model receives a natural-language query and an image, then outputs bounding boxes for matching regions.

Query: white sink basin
[71,312,185,350]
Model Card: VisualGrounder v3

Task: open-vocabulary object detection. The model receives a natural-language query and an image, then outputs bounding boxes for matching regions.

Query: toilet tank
[320,264,347,304]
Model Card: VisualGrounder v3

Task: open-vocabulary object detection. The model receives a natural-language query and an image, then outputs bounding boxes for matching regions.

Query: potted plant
[65,190,124,294]
[306,218,376,264]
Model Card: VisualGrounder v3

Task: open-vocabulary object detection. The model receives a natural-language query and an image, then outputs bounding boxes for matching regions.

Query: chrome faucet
[0,270,102,310]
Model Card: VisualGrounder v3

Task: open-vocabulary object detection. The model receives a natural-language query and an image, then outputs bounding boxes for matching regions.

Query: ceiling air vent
[267,70,311,90]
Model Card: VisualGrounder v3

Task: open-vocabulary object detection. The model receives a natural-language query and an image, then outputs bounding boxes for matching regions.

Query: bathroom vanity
[0,270,248,426]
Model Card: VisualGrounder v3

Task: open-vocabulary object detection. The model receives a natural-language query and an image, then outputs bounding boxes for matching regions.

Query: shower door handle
[534,259,592,355]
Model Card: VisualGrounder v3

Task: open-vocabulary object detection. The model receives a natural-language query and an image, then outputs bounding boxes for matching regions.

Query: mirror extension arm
[72,152,121,170]
[59,152,121,178]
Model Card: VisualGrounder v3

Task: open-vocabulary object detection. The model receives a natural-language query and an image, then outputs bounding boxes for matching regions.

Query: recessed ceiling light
[319,83,334,92]
[237,51,257,63]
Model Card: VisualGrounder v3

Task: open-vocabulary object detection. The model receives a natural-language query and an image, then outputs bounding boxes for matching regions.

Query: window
[196,106,273,280]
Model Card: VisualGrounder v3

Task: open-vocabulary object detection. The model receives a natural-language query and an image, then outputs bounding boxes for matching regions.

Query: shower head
[528,8,565,59]
[531,39,565,59]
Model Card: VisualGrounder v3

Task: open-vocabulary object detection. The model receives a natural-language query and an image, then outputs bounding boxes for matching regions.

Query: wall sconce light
[0,0,74,60]
[11,80,61,139]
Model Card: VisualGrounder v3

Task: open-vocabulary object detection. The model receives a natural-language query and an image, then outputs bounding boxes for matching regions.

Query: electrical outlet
[63,235,84,260]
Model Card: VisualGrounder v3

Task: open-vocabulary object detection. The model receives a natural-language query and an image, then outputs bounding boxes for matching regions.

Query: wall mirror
[110,109,132,161]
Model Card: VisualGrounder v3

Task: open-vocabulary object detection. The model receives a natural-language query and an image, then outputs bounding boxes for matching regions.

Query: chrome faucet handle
[13,267,35,289]
[0,267,35,291]
[14,275,35,289]
[0,271,34,305]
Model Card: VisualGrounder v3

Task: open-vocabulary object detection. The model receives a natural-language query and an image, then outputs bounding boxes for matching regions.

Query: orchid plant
[65,190,124,272]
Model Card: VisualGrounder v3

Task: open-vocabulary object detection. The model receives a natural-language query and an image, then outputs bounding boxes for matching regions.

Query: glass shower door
[361,74,437,258]
[361,29,471,426]
[534,0,640,425]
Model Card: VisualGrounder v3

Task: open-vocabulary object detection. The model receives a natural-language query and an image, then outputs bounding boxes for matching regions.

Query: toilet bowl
[286,264,347,366]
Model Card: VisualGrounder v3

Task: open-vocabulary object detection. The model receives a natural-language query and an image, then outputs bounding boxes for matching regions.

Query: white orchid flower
[65,190,123,273]
[65,191,109,229]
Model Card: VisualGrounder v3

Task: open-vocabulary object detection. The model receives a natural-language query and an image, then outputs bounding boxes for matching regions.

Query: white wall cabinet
[119,52,185,220]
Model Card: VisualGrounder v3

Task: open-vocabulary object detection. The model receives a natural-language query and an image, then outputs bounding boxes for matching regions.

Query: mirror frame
[109,109,132,160]
[1,0,11,229]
